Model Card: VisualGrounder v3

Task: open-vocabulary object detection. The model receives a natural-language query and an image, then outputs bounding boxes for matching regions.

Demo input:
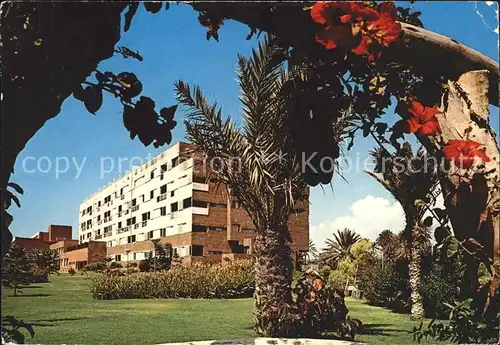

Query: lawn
[2,274,434,345]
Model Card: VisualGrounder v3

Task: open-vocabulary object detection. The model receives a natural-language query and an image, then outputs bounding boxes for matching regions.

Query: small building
[12,224,73,252]
[56,241,107,271]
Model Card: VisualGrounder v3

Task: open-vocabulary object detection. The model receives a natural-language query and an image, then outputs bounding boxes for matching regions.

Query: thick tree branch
[191,3,499,106]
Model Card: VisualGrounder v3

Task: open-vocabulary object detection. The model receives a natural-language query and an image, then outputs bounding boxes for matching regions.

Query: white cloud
[310,195,405,248]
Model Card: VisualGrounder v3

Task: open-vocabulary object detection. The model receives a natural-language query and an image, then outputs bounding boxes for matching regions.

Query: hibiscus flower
[311,1,379,50]
[312,278,323,291]
[442,139,491,169]
[352,2,402,60]
[395,100,442,136]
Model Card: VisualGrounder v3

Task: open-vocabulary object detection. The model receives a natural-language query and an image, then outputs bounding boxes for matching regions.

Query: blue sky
[9,2,499,248]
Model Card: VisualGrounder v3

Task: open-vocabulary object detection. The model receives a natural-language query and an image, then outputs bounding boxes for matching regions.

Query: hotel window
[160,228,166,237]
[98,201,101,207]
[192,225,206,232]
[127,235,136,243]
[147,231,154,240]
[232,200,241,209]
[118,205,122,212]
[161,164,168,173]
[232,224,241,232]
[104,195,111,203]
[131,198,137,207]
[126,217,136,226]
[133,253,137,260]
[207,250,222,255]
[190,245,203,256]
[150,190,155,199]
[210,203,226,208]
[115,255,121,261]
[193,200,207,208]
[182,197,192,209]
[97,215,101,221]
[193,175,206,183]
[118,221,122,229]
[87,233,91,239]
[160,206,167,216]
[107,241,112,247]
[104,211,110,218]
[150,169,155,179]
[170,190,175,197]
[160,184,167,194]
[142,212,150,221]
[171,157,179,168]
[171,202,178,213]
[120,187,124,196]
[209,226,225,232]
[97,229,101,235]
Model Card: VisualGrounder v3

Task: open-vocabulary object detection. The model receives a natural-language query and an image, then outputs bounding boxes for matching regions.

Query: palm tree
[175,37,324,336]
[321,228,361,268]
[366,143,438,320]
[307,239,318,262]
[375,229,399,265]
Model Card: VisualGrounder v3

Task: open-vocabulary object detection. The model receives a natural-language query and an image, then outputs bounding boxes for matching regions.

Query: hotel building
[78,142,309,264]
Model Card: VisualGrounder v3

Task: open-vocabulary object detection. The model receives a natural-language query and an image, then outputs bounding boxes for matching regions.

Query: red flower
[351,2,402,60]
[312,278,323,291]
[443,139,491,169]
[395,100,442,136]
[311,2,379,50]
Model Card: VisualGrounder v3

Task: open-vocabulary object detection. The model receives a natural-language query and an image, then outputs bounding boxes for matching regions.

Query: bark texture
[253,224,295,337]
[436,71,500,271]
[409,222,424,320]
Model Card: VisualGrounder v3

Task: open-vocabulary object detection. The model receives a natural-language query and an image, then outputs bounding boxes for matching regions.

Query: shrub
[294,270,361,340]
[2,245,31,296]
[27,248,58,283]
[68,267,76,276]
[84,261,107,272]
[139,259,151,272]
[125,262,137,268]
[90,259,254,299]
[109,262,122,269]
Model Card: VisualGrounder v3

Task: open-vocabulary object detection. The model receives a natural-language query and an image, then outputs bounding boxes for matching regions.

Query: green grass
[2,274,436,345]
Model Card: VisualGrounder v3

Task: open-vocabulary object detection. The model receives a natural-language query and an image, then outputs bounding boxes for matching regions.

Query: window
[126,217,136,226]
[150,170,155,179]
[118,221,122,229]
[133,253,137,260]
[160,184,167,194]
[161,164,168,173]
[193,200,207,208]
[232,200,241,209]
[192,225,206,232]
[97,215,101,221]
[131,198,137,207]
[209,226,225,232]
[104,211,110,218]
[104,225,112,232]
[207,250,222,255]
[150,190,155,199]
[142,212,150,221]
[107,241,112,247]
[118,205,122,212]
[170,190,175,197]
[232,224,241,232]
[191,245,203,256]
[127,235,136,243]
[98,201,101,207]
[104,195,111,203]
[87,233,91,239]
[160,228,166,237]
[147,231,154,240]
[140,194,145,202]
[182,197,192,209]
[193,175,206,183]
[97,229,101,235]
[210,203,226,208]
[171,156,179,168]
[160,206,167,216]
[115,255,121,261]
[171,202,178,212]
[120,187,124,196]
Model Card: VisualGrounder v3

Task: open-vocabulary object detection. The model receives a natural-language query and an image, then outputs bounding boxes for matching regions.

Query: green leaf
[414,199,426,206]
[446,237,458,258]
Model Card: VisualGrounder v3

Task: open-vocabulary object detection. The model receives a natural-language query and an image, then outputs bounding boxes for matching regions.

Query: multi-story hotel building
[78,142,309,264]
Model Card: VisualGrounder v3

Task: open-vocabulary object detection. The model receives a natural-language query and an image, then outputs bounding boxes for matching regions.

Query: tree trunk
[253,223,296,337]
[409,222,424,320]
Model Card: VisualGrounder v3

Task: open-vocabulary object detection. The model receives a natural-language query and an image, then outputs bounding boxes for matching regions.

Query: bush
[294,270,361,340]
[138,259,151,272]
[68,267,76,276]
[90,260,254,299]
[125,262,137,268]
[109,262,122,269]
[84,261,107,272]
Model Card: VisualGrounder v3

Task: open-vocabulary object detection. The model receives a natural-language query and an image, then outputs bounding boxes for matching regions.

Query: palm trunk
[409,222,424,320]
[253,223,295,337]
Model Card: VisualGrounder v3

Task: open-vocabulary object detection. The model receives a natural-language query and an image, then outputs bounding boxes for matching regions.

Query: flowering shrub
[443,139,491,169]
[90,259,254,300]
[293,270,361,339]
[395,99,442,136]
[311,1,401,61]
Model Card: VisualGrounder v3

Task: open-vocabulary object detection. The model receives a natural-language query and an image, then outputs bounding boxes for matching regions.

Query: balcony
[134,223,140,230]
[117,226,130,234]
[104,232,112,238]
[131,205,139,212]
[157,194,167,202]
[124,209,129,215]
[96,234,102,240]
[170,211,178,220]
[98,220,102,225]
[142,221,147,227]
[192,207,209,216]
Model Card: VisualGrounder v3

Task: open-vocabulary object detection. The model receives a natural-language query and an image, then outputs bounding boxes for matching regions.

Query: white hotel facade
[78,142,309,263]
